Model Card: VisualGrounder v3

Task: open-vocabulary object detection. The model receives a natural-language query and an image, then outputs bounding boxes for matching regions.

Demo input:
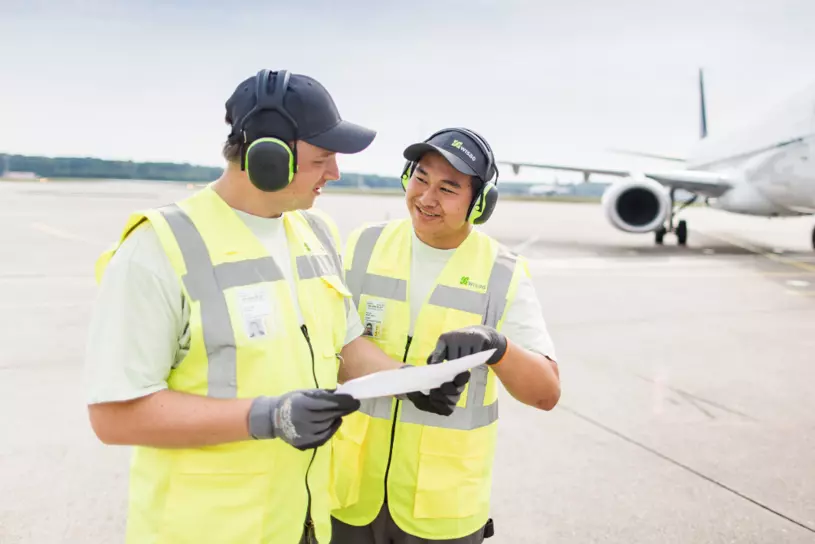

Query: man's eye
[416,177,427,184]
[441,188,455,194]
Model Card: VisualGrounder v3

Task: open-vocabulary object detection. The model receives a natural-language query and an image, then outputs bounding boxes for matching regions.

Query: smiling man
[330,128,562,543]
[83,69,418,544]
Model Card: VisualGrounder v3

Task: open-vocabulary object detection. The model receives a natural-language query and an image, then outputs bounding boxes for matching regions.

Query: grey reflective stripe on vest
[296,253,335,280]
[400,364,497,430]
[481,246,518,328]
[358,365,498,430]
[348,225,518,327]
[348,224,517,430]
[359,396,393,420]
[346,224,396,304]
[300,211,350,314]
[161,205,245,397]
[428,286,485,316]
[214,257,284,290]
[161,204,366,398]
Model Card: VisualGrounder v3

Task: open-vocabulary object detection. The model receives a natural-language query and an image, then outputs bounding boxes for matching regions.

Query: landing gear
[655,226,666,245]
[811,225,815,250]
[676,220,688,245]
[654,188,695,246]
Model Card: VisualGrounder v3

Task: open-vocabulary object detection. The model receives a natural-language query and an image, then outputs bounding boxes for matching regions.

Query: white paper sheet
[336,349,496,400]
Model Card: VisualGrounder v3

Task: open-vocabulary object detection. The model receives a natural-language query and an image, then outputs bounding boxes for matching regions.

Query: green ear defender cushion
[245,137,295,192]
[400,160,414,192]
[468,182,498,225]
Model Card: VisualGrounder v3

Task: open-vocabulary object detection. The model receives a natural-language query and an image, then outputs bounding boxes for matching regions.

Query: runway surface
[1,180,814,543]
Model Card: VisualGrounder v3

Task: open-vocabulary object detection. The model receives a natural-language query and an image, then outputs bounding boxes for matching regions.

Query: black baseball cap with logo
[402,129,496,183]
[225,71,376,154]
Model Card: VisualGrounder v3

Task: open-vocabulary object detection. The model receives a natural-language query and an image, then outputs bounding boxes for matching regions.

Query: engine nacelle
[601,177,671,233]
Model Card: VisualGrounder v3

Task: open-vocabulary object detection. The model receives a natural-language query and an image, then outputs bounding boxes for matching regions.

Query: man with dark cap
[83,69,441,544]
[330,128,561,543]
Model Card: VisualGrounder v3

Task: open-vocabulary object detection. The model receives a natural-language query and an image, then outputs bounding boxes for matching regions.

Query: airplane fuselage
[686,136,815,217]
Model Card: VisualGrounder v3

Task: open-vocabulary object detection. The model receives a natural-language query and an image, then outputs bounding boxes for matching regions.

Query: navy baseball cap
[403,129,495,182]
[225,70,376,154]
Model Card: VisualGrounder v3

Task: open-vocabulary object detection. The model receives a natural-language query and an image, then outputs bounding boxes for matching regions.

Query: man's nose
[418,187,439,207]
[325,156,340,181]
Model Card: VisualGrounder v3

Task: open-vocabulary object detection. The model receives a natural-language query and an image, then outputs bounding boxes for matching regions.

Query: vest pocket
[156,471,269,543]
[330,412,370,509]
[413,426,493,520]
[153,444,273,543]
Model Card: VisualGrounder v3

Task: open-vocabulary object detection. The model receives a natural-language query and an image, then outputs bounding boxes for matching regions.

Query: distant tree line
[0,153,406,187]
[0,153,608,197]
[1,154,223,182]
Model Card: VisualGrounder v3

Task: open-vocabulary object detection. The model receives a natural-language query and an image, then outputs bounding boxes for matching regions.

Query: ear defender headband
[400,127,500,225]
[234,69,299,192]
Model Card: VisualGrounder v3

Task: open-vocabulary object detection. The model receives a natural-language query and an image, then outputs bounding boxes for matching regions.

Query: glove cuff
[487,332,509,365]
[248,396,277,440]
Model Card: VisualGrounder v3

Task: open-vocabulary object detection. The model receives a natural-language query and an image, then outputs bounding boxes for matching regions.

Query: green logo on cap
[451,140,463,149]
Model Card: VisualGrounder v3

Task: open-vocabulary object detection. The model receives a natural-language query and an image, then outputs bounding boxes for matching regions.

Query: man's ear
[470,176,482,199]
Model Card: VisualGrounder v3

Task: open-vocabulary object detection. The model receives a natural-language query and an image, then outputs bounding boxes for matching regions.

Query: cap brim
[304,120,376,154]
[403,143,479,177]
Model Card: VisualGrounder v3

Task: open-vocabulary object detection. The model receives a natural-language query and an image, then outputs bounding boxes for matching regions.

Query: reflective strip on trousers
[160,204,286,398]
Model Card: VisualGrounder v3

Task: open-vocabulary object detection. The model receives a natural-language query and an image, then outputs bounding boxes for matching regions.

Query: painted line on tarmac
[699,230,815,274]
[512,234,542,253]
[561,405,815,535]
[785,290,815,297]
[29,222,96,245]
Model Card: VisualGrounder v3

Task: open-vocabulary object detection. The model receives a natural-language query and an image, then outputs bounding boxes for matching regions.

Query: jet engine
[601,176,671,233]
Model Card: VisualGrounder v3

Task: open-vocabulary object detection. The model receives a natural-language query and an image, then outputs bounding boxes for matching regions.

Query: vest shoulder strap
[94,209,165,285]
[344,220,397,304]
[299,209,352,311]
[299,209,344,274]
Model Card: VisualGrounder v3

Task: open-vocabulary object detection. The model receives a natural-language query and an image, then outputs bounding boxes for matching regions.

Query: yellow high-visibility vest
[95,186,351,544]
[330,219,526,540]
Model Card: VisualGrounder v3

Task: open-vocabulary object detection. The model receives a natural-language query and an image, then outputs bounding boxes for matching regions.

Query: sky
[1,0,814,183]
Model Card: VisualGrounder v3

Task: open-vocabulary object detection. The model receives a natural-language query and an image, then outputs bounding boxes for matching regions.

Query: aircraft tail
[699,68,708,139]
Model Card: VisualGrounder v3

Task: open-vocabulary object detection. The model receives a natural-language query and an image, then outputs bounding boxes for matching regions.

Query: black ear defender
[400,127,500,225]
[233,69,299,192]
[459,127,499,225]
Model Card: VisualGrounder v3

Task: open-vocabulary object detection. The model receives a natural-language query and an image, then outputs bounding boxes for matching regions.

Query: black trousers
[330,506,491,544]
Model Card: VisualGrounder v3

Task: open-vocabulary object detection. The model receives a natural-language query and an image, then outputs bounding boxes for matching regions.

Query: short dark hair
[222,139,243,164]
[222,112,243,164]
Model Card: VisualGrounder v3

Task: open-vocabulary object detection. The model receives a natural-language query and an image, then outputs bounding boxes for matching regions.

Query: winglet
[699,68,708,139]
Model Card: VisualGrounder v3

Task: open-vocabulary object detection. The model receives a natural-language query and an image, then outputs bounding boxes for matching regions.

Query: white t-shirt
[408,230,556,360]
[83,210,363,405]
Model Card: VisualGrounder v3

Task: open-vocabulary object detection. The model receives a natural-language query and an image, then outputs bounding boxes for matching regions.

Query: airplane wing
[499,161,733,198]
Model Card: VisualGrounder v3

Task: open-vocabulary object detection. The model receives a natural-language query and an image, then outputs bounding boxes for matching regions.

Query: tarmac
[1,179,814,543]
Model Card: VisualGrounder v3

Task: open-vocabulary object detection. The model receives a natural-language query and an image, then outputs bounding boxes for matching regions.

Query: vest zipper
[300,324,318,539]
[383,335,412,503]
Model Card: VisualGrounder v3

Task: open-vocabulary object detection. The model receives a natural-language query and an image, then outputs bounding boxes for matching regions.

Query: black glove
[404,368,471,417]
[428,325,508,366]
[248,389,361,450]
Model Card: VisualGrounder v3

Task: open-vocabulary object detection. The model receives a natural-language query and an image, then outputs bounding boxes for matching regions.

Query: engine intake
[601,177,671,233]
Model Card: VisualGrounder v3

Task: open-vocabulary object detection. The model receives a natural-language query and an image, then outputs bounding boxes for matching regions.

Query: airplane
[501,69,815,249]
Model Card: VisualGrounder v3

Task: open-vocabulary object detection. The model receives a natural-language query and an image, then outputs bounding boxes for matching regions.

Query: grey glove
[400,365,471,417]
[248,389,360,450]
